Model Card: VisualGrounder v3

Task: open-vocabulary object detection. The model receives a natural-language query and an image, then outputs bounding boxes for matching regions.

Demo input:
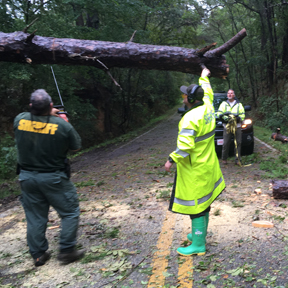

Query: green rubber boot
[177,216,206,256]
[187,211,209,242]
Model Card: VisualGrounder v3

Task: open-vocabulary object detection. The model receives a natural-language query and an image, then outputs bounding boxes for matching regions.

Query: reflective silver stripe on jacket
[175,147,189,158]
[174,198,195,206]
[174,176,224,207]
[176,129,215,157]
[179,128,196,137]
[195,129,215,143]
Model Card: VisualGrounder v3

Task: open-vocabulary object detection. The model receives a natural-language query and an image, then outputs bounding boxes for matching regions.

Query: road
[0,110,287,288]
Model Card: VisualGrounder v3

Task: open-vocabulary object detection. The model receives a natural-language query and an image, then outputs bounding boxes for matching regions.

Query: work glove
[236,116,242,123]
[221,115,229,123]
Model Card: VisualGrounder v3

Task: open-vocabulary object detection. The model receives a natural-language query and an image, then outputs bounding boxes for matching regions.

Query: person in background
[165,68,225,256]
[14,89,85,266]
[217,89,245,165]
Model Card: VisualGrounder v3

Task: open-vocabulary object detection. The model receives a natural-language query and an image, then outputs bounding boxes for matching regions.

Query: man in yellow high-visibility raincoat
[217,89,245,165]
[165,68,226,256]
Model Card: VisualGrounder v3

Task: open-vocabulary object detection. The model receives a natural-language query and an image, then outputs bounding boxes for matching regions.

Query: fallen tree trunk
[0,28,247,79]
[271,180,288,199]
[271,128,288,143]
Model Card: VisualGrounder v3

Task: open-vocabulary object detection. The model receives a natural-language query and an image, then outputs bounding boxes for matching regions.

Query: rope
[226,114,242,167]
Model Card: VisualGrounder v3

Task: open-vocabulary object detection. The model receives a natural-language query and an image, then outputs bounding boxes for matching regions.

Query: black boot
[57,249,85,264]
[34,251,51,267]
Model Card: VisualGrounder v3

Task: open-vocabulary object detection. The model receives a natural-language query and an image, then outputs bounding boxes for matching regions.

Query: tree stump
[271,180,288,199]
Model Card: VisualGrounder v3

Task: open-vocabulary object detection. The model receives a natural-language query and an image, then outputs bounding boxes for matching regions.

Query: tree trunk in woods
[272,180,288,199]
[282,24,288,65]
[91,83,113,135]
[0,29,247,79]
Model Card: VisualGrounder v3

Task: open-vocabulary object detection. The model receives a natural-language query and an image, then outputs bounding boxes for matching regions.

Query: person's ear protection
[187,85,201,103]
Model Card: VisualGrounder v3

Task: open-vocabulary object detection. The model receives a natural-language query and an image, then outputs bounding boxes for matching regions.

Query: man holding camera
[14,89,85,266]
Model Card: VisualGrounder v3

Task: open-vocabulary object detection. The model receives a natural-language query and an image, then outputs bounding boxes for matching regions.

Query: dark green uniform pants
[19,170,80,259]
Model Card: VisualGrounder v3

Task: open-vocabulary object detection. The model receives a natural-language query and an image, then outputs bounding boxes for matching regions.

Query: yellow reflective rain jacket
[169,76,225,215]
[217,100,245,122]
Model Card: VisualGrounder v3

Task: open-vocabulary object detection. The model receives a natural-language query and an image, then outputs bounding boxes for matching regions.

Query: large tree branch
[23,17,39,33]
[0,29,247,79]
[205,28,247,57]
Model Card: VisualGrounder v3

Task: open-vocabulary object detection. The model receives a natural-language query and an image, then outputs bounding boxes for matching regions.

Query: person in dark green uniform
[165,68,225,256]
[14,89,85,266]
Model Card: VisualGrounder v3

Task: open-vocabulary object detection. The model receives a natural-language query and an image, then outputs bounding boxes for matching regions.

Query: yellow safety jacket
[217,100,245,121]
[169,77,225,215]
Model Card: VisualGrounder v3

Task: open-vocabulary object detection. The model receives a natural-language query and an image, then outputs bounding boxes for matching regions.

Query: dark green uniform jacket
[14,112,81,171]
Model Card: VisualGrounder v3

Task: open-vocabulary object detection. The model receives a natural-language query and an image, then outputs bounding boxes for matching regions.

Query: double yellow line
[147,211,193,288]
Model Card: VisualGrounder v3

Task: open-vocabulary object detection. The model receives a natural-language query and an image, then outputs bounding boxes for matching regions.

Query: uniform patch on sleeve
[201,83,211,89]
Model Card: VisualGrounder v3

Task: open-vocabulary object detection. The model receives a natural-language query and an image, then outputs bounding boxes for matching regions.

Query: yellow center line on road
[177,215,193,287]
[147,211,177,288]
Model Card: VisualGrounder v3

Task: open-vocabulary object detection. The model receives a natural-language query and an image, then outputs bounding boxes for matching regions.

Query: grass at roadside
[0,134,21,200]
[254,125,288,179]
[0,180,20,200]
[254,125,288,155]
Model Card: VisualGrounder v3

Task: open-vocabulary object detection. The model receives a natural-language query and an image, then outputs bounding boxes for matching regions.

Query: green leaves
[106,249,134,258]
[86,246,135,273]
[75,180,95,187]
[227,267,243,276]
[90,245,106,253]
[103,259,127,272]
[162,271,173,277]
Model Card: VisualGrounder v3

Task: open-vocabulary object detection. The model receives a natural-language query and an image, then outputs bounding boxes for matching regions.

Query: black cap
[180,84,204,102]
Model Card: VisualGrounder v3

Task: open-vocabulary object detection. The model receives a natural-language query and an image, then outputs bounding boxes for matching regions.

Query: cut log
[271,128,288,143]
[252,221,274,228]
[47,225,60,230]
[254,188,262,195]
[0,28,247,79]
[271,179,288,199]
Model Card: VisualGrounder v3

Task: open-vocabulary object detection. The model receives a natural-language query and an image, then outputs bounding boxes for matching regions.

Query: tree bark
[0,29,247,79]
[282,24,288,65]
[272,180,288,199]
[271,128,288,143]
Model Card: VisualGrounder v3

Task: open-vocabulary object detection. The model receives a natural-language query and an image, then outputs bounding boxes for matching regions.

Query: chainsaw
[51,66,69,122]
